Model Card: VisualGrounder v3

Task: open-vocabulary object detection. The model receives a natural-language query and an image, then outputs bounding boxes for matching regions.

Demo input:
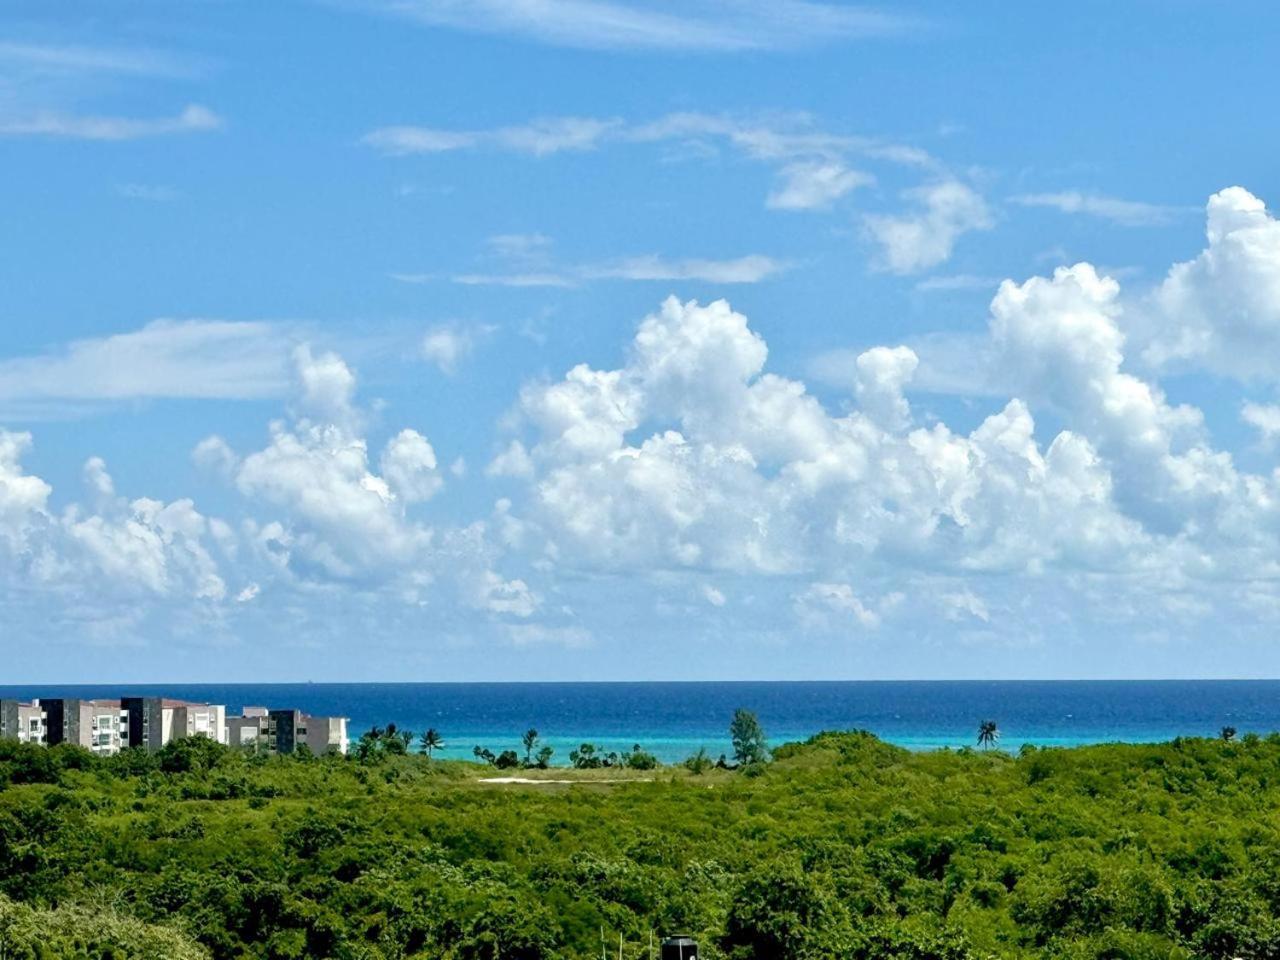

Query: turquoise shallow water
[2,680,1271,764]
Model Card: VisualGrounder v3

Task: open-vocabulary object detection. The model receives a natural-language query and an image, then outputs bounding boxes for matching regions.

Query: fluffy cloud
[502,296,1148,582]
[82,456,115,499]
[293,344,357,427]
[197,345,532,616]
[989,264,1188,457]
[865,181,993,273]
[11,185,1280,660]
[1141,187,1280,380]
[0,431,52,551]
[67,493,226,601]
[380,429,444,503]
[233,424,427,579]
[191,435,239,476]
[491,191,1280,639]
[854,345,918,431]
[0,438,229,605]
[487,440,535,479]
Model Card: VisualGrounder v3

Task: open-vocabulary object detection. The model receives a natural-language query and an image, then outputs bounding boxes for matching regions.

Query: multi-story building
[226,706,269,751]
[0,699,46,744]
[120,697,227,751]
[267,708,348,755]
[4,696,345,756]
[86,701,129,753]
[41,698,130,754]
[173,700,227,744]
[226,707,347,755]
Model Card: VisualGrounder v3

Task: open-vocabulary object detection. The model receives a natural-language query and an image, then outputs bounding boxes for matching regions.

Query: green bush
[0,894,208,959]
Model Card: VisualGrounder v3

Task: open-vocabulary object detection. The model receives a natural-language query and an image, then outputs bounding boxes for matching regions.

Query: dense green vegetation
[4,728,1280,958]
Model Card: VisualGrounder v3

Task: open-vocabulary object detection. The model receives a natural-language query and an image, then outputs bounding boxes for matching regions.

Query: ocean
[2,680,1276,764]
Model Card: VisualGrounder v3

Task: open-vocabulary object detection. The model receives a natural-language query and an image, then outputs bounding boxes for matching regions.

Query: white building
[0,700,46,744]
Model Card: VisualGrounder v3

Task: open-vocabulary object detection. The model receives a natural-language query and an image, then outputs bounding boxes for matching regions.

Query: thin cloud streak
[582,254,787,283]
[364,111,930,169]
[452,272,577,288]
[364,111,929,216]
[435,254,788,287]
[347,0,921,52]
[1011,191,1191,227]
[0,104,223,140]
[0,41,196,78]
[363,116,621,156]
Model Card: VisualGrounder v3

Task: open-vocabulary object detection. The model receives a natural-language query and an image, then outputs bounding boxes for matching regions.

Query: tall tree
[419,728,443,758]
[977,720,1000,750]
[730,708,769,766]
[522,728,540,765]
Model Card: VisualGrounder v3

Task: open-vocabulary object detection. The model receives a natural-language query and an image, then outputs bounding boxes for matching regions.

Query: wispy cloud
[0,41,195,78]
[0,104,222,141]
[1010,191,1189,227]
[0,320,293,414]
[582,254,786,283]
[451,272,577,288]
[442,256,786,287]
[865,180,993,274]
[398,234,789,288]
[420,323,496,373]
[766,160,873,211]
[914,273,1001,292]
[627,112,931,167]
[346,0,920,52]
[363,116,620,157]
[1242,402,1280,445]
[487,233,555,260]
[366,110,927,166]
[365,110,928,215]
[115,183,180,202]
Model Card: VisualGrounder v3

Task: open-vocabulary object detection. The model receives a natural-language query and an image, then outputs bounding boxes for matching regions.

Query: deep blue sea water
[3,680,1277,764]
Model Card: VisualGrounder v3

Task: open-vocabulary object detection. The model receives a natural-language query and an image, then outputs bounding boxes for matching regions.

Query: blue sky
[3,1,1280,682]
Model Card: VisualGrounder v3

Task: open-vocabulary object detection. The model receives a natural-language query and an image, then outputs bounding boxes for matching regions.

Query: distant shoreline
[5,679,1272,765]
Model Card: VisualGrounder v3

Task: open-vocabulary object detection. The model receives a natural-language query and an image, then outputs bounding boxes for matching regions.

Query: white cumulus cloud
[865,180,993,274]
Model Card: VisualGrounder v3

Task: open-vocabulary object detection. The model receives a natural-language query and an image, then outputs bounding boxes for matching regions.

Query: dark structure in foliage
[661,934,699,959]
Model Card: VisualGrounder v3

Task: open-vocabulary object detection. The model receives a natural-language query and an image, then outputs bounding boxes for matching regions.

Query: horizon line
[4,677,1280,687]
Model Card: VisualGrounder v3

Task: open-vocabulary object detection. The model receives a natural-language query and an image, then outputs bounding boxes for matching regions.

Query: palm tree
[977,720,1000,750]
[419,728,443,758]
[521,728,540,765]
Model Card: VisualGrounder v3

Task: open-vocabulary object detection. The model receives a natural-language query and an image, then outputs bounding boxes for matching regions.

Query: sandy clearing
[479,776,655,785]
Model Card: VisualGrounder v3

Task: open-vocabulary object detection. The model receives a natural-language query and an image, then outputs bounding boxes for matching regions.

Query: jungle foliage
[3,728,1280,959]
